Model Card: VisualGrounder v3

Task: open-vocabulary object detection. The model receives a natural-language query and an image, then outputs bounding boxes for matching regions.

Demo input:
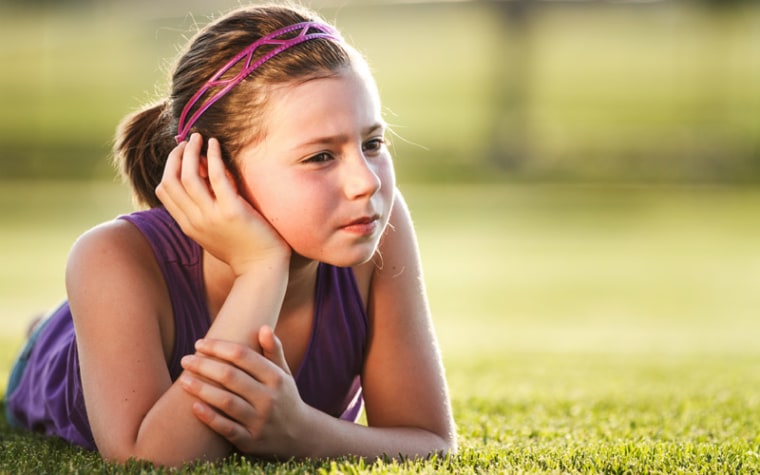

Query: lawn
[2,181,760,473]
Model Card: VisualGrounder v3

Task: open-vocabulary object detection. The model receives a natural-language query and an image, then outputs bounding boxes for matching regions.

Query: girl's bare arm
[179,190,457,459]
[69,135,290,466]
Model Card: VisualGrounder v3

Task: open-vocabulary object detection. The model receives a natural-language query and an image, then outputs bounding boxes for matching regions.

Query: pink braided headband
[175,21,342,143]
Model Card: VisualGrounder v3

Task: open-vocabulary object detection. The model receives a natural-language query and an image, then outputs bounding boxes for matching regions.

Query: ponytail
[113,101,175,208]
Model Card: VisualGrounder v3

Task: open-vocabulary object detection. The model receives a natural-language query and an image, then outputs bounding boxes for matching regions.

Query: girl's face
[235,65,395,267]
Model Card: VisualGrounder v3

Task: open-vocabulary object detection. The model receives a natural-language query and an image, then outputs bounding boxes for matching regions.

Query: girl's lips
[341,215,380,236]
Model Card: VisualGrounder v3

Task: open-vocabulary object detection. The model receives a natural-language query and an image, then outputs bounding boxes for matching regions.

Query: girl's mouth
[341,215,380,236]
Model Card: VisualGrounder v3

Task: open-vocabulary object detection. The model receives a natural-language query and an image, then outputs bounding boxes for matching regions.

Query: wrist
[291,403,324,459]
[208,254,290,346]
[232,248,291,278]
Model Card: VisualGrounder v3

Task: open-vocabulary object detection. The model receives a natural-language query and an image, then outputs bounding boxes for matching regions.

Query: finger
[179,372,256,423]
[155,141,185,199]
[156,142,188,215]
[165,141,186,179]
[156,141,204,232]
[259,326,292,376]
[181,353,266,392]
[194,338,285,386]
[206,138,241,206]
[180,133,214,209]
[189,400,256,451]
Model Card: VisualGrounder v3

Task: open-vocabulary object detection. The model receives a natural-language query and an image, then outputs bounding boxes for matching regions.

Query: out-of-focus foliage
[0,0,758,183]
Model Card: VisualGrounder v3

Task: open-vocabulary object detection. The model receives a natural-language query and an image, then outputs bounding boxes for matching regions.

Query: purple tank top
[6,207,367,450]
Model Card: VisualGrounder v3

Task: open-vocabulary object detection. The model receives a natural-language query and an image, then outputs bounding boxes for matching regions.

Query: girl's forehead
[270,63,371,101]
[265,67,379,127]
[236,66,381,163]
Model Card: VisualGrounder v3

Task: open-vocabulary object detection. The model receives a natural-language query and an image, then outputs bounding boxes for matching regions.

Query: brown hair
[113,4,352,208]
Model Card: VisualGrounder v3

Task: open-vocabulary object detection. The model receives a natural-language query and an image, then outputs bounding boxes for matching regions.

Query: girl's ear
[227,169,239,193]
[199,156,209,180]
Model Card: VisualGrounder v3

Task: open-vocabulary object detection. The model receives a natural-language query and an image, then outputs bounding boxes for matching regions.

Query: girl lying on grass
[3,3,456,466]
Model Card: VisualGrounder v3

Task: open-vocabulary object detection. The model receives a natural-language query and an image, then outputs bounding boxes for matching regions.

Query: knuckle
[228,344,247,361]
[269,372,284,389]
[179,172,194,188]
[218,205,239,222]
[218,365,237,385]
[157,177,174,192]
[217,420,237,439]
[247,423,263,441]
[218,393,236,414]
[157,178,180,199]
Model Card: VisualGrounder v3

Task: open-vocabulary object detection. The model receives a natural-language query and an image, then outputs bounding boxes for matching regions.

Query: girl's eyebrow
[293,122,386,150]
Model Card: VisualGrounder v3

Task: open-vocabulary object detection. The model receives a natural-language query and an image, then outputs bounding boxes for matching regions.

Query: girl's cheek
[379,160,396,193]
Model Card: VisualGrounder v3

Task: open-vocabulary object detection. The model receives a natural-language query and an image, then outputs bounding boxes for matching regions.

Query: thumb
[259,325,291,375]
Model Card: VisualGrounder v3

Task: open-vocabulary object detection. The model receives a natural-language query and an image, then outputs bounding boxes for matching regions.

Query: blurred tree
[484,0,533,172]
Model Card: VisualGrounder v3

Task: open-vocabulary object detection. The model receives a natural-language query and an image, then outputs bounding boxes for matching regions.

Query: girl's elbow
[98,445,140,467]
[435,430,459,457]
[431,413,458,456]
[414,427,458,460]
[99,443,207,468]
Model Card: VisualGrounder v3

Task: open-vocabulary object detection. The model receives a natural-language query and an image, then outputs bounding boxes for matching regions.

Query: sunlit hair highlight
[113,4,354,208]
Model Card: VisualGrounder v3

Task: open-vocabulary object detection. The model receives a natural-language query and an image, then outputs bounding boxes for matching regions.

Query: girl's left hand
[179,327,310,458]
[156,134,291,277]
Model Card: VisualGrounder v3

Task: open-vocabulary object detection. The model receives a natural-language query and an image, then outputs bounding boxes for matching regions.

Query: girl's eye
[363,137,386,153]
[304,152,333,164]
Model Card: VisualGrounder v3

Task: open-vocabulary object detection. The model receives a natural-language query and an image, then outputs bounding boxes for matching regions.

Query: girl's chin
[292,248,378,269]
[318,254,376,269]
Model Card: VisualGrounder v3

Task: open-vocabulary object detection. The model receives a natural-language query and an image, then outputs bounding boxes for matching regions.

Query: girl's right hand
[179,327,313,458]
[156,133,290,276]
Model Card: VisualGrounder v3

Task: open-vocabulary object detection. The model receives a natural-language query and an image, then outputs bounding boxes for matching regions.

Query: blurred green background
[1,0,760,379]
[1,0,758,183]
[2,3,760,470]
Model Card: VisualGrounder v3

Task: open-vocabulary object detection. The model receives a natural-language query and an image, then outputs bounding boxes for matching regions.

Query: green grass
[2,181,760,473]
[4,355,760,474]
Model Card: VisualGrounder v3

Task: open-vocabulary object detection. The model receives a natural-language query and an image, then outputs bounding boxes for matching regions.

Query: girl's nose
[343,151,381,200]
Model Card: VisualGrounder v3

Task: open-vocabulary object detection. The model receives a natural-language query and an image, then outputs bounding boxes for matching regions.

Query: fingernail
[179,374,193,388]
[194,339,206,350]
[181,354,195,367]
[193,401,207,417]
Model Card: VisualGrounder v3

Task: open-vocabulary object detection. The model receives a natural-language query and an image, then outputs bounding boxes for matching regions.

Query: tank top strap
[118,207,201,267]
[118,207,210,379]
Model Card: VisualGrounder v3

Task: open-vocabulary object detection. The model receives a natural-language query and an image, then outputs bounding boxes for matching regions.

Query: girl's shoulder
[65,209,175,359]
[69,213,156,267]
[116,207,200,265]
[69,207,198,273]
[66,208,186,312]
[65,209,172,313]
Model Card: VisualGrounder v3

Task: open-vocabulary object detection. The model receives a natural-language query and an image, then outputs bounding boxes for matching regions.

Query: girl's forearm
[130,384,230,465]
[123,259,289,466]
[293,407,457,461]
[204,256,289,350]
